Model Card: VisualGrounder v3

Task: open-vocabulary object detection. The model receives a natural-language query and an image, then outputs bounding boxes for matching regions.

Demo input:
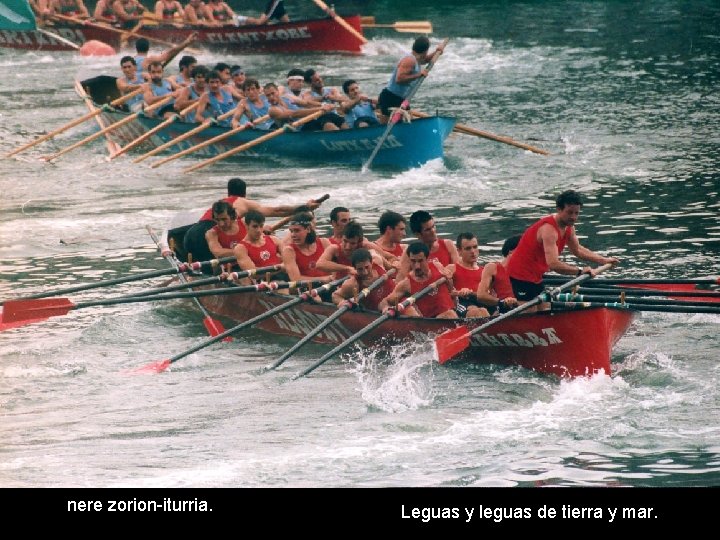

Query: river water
[1,0,719,505]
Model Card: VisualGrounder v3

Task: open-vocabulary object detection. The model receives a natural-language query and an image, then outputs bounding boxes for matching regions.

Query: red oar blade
[434,326,471,365]
[124,359,171,375]
[203,316,233,342]
[1,298,75,325]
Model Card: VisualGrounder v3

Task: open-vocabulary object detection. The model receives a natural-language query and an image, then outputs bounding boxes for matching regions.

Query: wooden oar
[43,95,174,162]
[109,102,200,160]
[434,264,613,365]
[75,79,121,155]
[5,88,142,158]
[361,38,449,172]
[0,255,236,306]
[150,114,271,168]
[292,276,447,380]
[311,0,367,44]
[147,225,230,341]
[361,21,433,34]
[183,110,325,173]
[554,292,720,309]
[132,277,349,374]
[360,16,376,25]
[135,109,236,164]
[266,269,398,371]
[2,278,325,327]
[37,27,81,49]
[410,110,550,156]
[551,301,720,315]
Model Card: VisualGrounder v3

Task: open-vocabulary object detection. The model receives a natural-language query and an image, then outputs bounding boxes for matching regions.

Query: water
[1,0,719,501]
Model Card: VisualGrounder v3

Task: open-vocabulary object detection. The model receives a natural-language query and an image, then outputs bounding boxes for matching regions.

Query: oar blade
[434,326,471,365]
[1,298,75,324]
[203,316,233,342]
[125,359,171,375]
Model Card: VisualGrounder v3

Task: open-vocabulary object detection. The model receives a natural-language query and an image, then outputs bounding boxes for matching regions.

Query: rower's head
[179,55,197,75]
[212,201,238,233]
[244,210,265,242]
[502,234,521,258]
[555,190,583,228]
[227,178,247,197]
[190,65,209,89]
[286,68,305,94]
[231,65,245,87]
[263,82,281,105]
[409,210,437,244]
[351,248,374,282]
[412,36,430,55]
[378,210,406,243]
[213,62,231,84]
[330,206,351,237]
[304,68,323,91]
[342,79,360,99]
[207,70,223,93]
[148,61,164,84]
[288,212,316,245]
[341,222,364,257]
[120,55,137,76]
[456,232,479,265]
[407,241,430,278]
[135,37,150,54]
[243,78,261,101]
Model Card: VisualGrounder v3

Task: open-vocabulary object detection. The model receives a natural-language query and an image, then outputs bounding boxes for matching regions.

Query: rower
[142,61,177,119]
[195,70,236,127]
[240,78,274,130]
[331,248,396,312]
[281,212,332,283]
[375,210,407,257]
[316,221,370,278]
[167,55,197,89]
[263,83,339,131]
[113,0,145,29]
[476,235,520,314]
[173,65,210,123]
[206,0,234,24]
[327,207,350,246]
[184,0,213,25]
[116,56,145,113]
[449,232,490,318]
[341,80,380,128]
[233,210,285,280]
[302,69,345,105]
[205,201,247,260]
[93,0,117,23]
[397,210,459,277]
[49,0,89,18]
[154,0,184,24]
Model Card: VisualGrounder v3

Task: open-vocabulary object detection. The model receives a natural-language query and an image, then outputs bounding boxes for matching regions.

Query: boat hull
[0,16,365,53]
[199,287,637,378]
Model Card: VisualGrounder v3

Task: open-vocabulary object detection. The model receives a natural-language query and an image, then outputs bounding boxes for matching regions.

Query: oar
[37,27,82,50]
[434,264,613,365]
[150,114,271,168]
[311,0,367,44]
[570,287,720,300]
[109,102,201,160]
[147,225,230,340]
[360,16,376,25]
[266,269,398,371]
[551,301,720,315]
[0,255,236,306]
[183,110,325,173]
[361,38,449,172]
[5,88,143,158]
[135,109,237,164]
[554,293,720,309]
[543,276,719,288]
[361,21,434,34]
[133,277,349,374]
[292,276,447,380]
[410,110,549,155]
[264,193,330,233]
[43,95,174,162]
[2,278,325,327]
[75,79,122,155]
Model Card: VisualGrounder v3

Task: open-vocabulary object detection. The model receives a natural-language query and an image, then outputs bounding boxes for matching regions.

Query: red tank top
[452,263,483,291]
[378,241,404,257]
[409,265,455,318]
[211,219,247,249]
[493,263,514,300]
[507,215,570,283]
[332,248,353,278]
[291,239,327,277]
[361,265,396,312]
[328,236,341,246]
[239,235,281,267]
[200,195,241,222]
[428,239,452,266]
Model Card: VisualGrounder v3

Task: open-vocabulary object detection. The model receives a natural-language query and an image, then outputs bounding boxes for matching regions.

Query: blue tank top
[309,87,334,104]
[346,100,377,128]
[122,73,145,108]
[182,85,203,122]
[246,95,274,130]
[386,54,419,99]
[134,55,147,71]
[208,88,235,126]
[150,79,174,109]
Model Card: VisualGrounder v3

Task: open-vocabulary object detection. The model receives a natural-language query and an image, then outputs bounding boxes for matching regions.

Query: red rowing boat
[198,285,638,378]
[0,16,365,54]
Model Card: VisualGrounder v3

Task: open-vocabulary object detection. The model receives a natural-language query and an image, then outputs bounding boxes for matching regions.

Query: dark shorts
[183,220,215,272]
[377,88,404,116]
[510,277,545,302]
[353,115,381,128]
[301,112,346,131]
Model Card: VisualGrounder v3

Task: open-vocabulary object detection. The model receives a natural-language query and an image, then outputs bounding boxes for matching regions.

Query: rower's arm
[232,244,256,271]
[378,279,410,312]
[541,224,579,275]
[476,263,499,306]
[566,229,620,266]
[316,246,353,275]
[205,229,234,259]
[331,279,357,305]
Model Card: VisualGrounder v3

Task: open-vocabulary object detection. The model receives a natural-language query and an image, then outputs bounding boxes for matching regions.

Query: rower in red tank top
[477,235,521,313]
[401,210,459,276]
[316,221,367,279]
[376,210,407,258]
[233,210,283,278]
[378,242,457,319]
[332,250,396,312]
[281,212,332,282]
[205,201,247,259]
[450,232,490,318]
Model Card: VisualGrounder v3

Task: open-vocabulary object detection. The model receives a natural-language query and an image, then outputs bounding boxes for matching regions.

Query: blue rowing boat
[81,76,457,169]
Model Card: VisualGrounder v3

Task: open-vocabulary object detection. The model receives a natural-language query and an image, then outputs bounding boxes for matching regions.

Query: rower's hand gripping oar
[0,255,237,306]
[2,272,289,327]
[265,268,398,371]
[292,276,447,380]
[133,277,350,374]
[434,263,613,365]
[361,38,449,173]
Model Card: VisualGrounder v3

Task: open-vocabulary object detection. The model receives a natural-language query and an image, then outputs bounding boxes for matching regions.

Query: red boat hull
[0,16,365,54]
[199,288,637,378]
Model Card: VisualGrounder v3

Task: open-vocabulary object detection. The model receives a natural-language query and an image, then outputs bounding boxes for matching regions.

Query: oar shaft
[555,293,719,308]
[569,288,720,299]
[551,301,720,314]
[543,277,719,285]
[311,0,367,44]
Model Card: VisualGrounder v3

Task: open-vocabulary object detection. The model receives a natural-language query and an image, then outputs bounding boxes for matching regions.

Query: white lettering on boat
[205,27,311,45]
[470,328,562,348]
[319,135,403,153]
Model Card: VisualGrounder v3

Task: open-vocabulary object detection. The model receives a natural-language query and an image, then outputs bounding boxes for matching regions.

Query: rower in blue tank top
[242,78,274,130]
[302,68,344,104]
[173,65,212,123]
[194,70,236,126]
[117,56,146,113]
[377,36,446,120]
[341,79,380,128]
[143,61,176,119]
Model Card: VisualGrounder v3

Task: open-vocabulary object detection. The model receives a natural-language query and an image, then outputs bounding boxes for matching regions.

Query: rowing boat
[0,15,365,54]
[194,282,637,378]
[79,75,456,169]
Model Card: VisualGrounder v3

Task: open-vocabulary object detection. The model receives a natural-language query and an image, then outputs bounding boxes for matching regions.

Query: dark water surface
[1,1,719,491]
